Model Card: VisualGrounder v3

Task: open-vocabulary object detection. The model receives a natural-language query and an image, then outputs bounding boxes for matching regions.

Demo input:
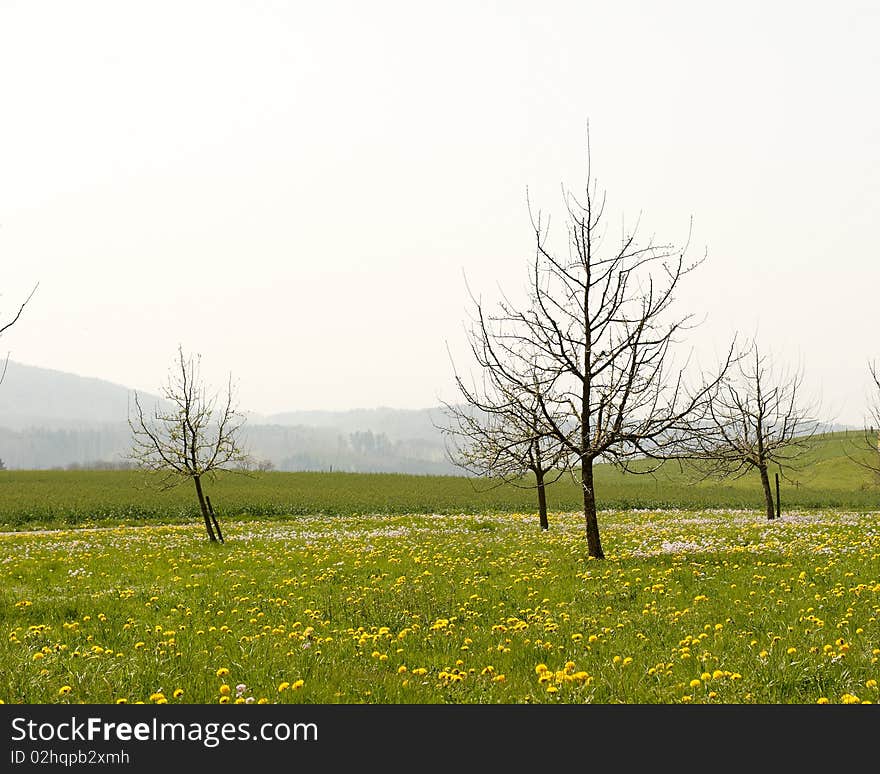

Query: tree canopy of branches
[440,352,570,530]
[691,342,818,520]
[129,346,249,541]
[467,142,732,558]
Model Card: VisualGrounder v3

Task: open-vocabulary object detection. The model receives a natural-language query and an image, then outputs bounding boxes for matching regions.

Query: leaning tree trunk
[193,474,218,541]
[581,456,605,558]
[758,464,775,521]
[535,468,549,531]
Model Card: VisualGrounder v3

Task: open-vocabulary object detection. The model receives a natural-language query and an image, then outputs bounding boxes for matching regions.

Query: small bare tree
[692,342,818,519]
[465,136,733,558]
[129,346,250,541]
[845,361,880,483]
[440,352,570,530]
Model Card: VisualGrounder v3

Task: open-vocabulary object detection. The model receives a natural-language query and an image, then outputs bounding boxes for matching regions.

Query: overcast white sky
[1,0,877,423]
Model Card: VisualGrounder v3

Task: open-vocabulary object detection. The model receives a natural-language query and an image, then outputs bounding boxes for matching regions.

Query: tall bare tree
[129,345,249,541]
[467,140,732,558]
[440,351,570,530]
[691,342,818,519]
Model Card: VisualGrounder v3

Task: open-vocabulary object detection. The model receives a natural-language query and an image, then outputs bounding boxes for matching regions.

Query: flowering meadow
[2,508,879,704]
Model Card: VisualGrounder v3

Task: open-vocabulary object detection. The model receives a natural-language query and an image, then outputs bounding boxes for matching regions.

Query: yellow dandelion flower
[58,686,72,696]
[866,680,878,690]
[216,667,230,678]
[173,689,184,699]
[292,680,304,690]
[546,685,558,694]
[219,696,230,704]
[116,698,128,704]
[278,682,290,692]
[219,685,231,696]
[689,679,701,689]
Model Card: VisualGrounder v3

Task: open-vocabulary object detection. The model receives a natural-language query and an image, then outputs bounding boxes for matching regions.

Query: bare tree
[440,352,570,530]
[1,283,38,385]
[845,361,880,483]
[129,345,250,541]
[466,138,732,558]
[692,342,818,519]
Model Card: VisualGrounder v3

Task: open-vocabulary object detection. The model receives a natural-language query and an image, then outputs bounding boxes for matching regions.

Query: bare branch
[0,283,38,386]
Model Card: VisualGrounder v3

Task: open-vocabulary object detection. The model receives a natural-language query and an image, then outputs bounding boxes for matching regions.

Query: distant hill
[2,360,859,477]
[0,360,166,430]
[262,407,444,438]
[0,361,457,473]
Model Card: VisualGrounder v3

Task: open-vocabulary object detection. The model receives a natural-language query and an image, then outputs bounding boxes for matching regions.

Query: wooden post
[206,495,224,543]
[775,472,780,520]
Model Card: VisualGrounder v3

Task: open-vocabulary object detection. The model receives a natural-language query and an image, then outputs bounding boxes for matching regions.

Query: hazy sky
[1,0,878,424]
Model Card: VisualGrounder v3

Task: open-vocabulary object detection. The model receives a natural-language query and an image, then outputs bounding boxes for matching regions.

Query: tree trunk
[193,474,217,541]
[758,464,775,520]
[536,468,549,531]
[582,456,605,558]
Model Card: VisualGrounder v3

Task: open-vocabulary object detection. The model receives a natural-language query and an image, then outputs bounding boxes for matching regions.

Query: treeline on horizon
[0,424,455,475]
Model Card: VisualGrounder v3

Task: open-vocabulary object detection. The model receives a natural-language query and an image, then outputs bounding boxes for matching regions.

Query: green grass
[1,431,879,530]
[2,509,878,704]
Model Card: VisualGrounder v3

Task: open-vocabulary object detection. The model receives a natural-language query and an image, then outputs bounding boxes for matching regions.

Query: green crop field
[0,431,879,530]
[1,431,879,705]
